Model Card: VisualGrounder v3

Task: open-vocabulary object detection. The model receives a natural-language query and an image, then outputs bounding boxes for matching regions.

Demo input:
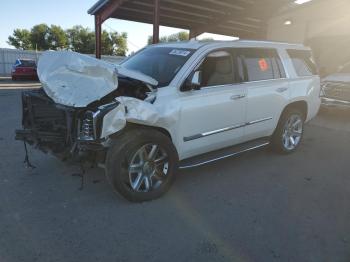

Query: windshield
[339,64,350,74]
[121,47,194,87]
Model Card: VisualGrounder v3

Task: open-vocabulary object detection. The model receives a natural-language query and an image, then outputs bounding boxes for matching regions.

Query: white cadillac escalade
[16,40,321,202]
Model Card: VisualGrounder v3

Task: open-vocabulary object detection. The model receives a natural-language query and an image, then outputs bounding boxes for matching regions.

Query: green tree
[7,24,128,55]
[101,30,113,55]
[199,37,214,42]
[66,26,95,54]
[7,29,32,49]
[101,30,128,56]
[30,23,50,50]
[167,31,189,42]
[148,31,189,45]
[48,25,68,50]
[66,26,128,55]
[110,32,128,56]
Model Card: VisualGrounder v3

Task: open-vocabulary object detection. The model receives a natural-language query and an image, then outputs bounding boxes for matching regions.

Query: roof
[88,0,109,14]
[147,39,308,50]
[88,0,300,39]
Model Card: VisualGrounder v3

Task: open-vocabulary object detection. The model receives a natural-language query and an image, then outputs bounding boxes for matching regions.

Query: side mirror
[181,70,202,91]
[191,71,201,87]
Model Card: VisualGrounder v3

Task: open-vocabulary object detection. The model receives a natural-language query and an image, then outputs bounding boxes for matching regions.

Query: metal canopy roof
[88,0,294,39]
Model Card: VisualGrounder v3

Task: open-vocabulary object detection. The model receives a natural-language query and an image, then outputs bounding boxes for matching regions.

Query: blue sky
[0,0,234,54]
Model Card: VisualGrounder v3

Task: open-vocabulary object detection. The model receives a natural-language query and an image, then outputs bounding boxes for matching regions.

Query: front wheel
[105,128,178,202]
[271,109,304,154]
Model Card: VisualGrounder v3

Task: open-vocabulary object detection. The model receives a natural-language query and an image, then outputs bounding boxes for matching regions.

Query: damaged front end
[15,51,159,164]
[15,88,116,163]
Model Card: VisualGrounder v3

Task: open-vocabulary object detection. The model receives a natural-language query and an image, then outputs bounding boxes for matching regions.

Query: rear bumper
[321,97,350,108]
[12,72,38,78]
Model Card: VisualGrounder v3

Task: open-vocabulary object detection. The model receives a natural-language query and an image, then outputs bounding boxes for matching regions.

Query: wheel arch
[108,122,173,141]
[280,100,308,121]
[126,122,173,140]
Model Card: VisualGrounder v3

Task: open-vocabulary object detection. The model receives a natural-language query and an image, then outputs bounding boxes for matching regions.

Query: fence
[0,48,125,76]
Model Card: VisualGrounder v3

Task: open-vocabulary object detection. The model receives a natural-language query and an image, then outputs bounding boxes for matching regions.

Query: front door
[176,50,247,160]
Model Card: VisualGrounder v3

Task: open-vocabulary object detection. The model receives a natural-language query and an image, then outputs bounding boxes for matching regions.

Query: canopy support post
[95,15,102,59]
[153,0,160,44]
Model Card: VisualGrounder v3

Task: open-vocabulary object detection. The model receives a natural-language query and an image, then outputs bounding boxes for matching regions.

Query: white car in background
[321,63,350,108]
[16,40,321,202]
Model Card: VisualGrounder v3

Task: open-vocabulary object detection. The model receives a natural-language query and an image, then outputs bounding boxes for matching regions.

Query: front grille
[323,81,350,102]
[20,89,75,151]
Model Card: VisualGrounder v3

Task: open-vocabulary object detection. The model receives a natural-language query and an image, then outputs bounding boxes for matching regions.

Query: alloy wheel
[282,114,303,151]
[128,144,169,192]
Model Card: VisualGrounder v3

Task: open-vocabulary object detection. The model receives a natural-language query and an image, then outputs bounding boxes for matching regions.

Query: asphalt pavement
[1,79,350,262]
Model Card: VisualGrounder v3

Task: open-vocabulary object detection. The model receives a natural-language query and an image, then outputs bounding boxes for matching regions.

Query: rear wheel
[105,128,178,202]
[271,109,304,154]
[12,76,17,81]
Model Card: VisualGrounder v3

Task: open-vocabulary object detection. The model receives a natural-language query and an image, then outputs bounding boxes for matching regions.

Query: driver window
[199,51,234,87]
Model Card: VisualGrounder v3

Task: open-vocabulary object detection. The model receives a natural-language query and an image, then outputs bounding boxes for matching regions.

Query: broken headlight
[78,111,98,141]
[77,101,120,142]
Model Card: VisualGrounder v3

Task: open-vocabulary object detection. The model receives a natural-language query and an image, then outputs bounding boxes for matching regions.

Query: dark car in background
[321,63,350,108]
[11,59,38,81]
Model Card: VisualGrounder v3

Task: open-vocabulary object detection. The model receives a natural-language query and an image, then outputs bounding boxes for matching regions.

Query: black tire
[271,108,305,154]
[105,128,178,202]
[12,76,17,81]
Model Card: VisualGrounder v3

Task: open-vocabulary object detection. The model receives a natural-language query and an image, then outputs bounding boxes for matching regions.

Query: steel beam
[100,0,129,23]
[153,0,160,44]
[189,29,202,39]
[95,15,102,59]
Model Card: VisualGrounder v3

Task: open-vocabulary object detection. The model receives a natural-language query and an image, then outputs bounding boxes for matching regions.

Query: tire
[271,108,305,154]
[12,76,17,81]
[105,128,178,202]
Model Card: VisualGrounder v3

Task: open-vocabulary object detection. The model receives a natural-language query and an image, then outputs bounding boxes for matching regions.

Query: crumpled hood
[323,73,350,83]
[38,51,158,107]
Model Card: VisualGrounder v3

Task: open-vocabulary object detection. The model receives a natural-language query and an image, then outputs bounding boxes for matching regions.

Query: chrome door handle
[231,94,246,100]
[276,87,288,93]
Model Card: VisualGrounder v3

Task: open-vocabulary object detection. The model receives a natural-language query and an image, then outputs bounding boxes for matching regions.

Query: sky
[0,0,235,54]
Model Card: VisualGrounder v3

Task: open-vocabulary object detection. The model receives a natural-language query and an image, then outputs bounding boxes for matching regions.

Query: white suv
[16,40,321,202]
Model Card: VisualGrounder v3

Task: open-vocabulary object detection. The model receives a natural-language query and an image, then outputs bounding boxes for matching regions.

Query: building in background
[267,0,350,75]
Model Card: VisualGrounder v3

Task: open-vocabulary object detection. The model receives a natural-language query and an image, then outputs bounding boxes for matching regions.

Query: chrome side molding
[184,117,273,142]
[179,142,270,169]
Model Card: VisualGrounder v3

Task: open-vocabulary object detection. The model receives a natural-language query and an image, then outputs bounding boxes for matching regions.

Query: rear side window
[287,49,318,77]
[236,48,286,82]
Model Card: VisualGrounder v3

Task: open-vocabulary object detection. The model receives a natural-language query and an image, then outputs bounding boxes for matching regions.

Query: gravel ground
[1,81,350,262]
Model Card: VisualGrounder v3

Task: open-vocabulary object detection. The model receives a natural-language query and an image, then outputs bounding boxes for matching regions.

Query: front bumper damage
[15,89,107,163]
[15,51,176,164]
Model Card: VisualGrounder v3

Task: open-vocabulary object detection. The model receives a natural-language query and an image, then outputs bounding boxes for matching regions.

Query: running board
[178,139,270,169]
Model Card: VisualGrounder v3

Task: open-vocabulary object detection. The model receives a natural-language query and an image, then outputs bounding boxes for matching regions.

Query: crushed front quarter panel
[100,96,180,140]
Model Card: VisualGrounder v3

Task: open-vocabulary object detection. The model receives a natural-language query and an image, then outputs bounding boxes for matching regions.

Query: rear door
[235,48,290,141]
